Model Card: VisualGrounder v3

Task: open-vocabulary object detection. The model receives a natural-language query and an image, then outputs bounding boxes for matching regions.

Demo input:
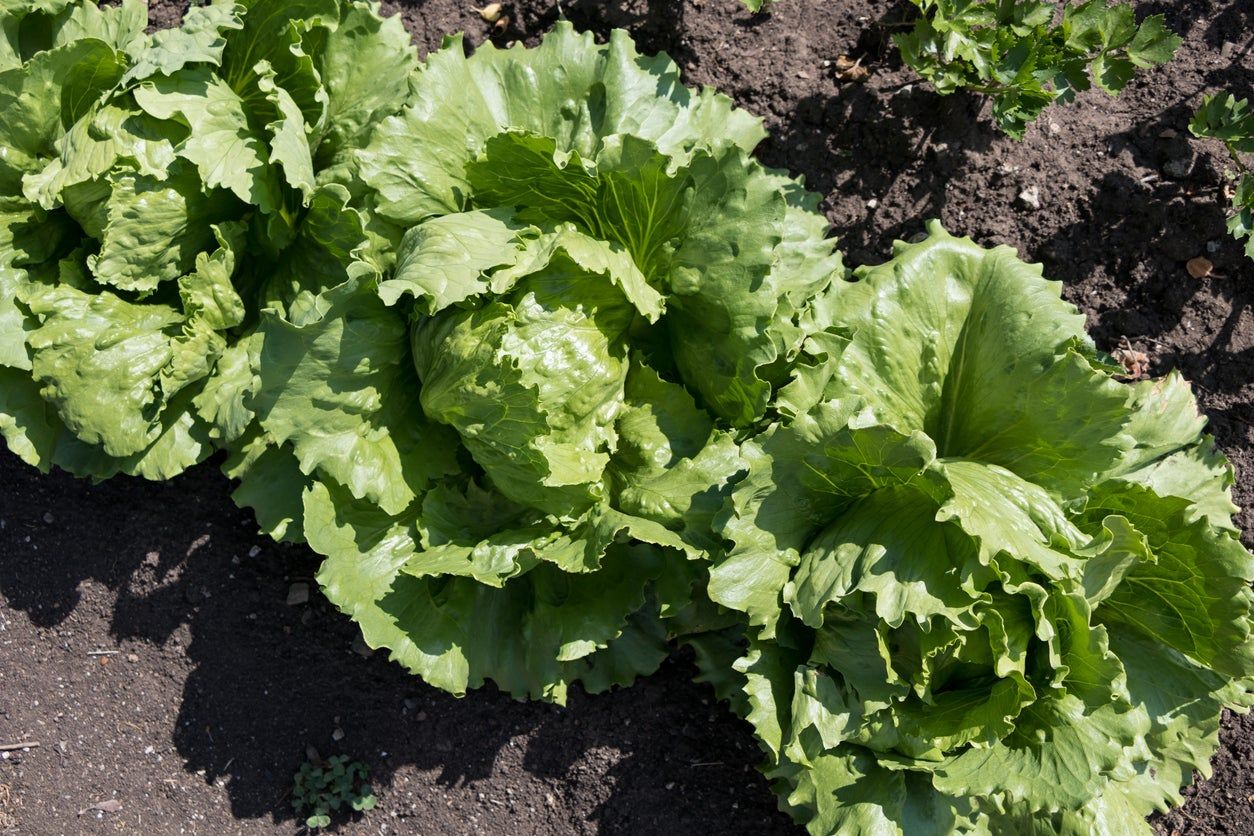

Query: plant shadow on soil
[0,451,789,832]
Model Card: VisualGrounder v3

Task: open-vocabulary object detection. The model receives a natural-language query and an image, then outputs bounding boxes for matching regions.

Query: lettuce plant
[709,222,1254,833]
[224,22,842,702]
[0,0,416,480]
[2,6,1251,830]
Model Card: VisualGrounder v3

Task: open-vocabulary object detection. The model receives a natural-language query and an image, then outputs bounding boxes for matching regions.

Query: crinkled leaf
[134,67,283,211]
[253,275,460,516]
[89,163,238,293]
[308,478,674,702]
[120,1,243,84]
[825,222,1129,494]
[359,23,763,225]
[412,253,633,518]
[381,208,531,311]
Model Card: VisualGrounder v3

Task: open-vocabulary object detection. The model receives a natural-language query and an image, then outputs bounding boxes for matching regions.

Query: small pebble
[1163,156,1193,178]
[1187,256,1214,279]
[286,583,310,606]
[1018,186,1042,210]
[247,545,262,558]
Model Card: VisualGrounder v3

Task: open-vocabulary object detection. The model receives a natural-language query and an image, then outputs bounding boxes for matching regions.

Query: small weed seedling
[739,1,1179,137]
[292,755,376,830]
[1191,92,1254,261]
[896,1,1180,136]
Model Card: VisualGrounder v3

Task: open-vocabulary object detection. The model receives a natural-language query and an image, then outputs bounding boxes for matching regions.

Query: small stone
[415,711,428,722]
[1186,256,1214,279]
[665,782,676,790]
[1207,239,1223,253]
[126,653,138,663]
[1018,186,1042,210]
[286,583,310,606]
[866,198,879,209]
[478,3,502,22]
[1163,156,1193,178]
[42,511,54,524]
[1048,121,1062,135]
[247,545,262,558]
[331,728,345,742]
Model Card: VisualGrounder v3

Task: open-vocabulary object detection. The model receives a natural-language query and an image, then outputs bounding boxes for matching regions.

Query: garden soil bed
[2,0,1253,833]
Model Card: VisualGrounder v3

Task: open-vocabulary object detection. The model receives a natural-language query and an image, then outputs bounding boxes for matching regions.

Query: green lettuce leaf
[712,223,1254,833]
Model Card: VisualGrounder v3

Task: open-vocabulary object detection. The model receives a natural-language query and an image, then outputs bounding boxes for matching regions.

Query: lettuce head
[235,23,844,702]
[0,0,417,479]
[709,222,1254,834]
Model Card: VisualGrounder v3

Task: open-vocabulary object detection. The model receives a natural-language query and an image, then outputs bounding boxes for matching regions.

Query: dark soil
[2,0,1253,834]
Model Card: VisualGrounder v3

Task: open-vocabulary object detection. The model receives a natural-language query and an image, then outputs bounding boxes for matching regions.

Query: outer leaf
[381,208,531,311]
[823,222,1130,495]
[314,0,417,164]
[120,1,244,84]
[933,696,1149,813]
[133,67,283,211]
[307,478,675,702]
[0,38,124,188]
[358,23,763,225]
[1098,372,1238,530]
[252,276,461,516]
[1078,482,1254,678]
[21,280,183,457]
[89,163,238,293]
